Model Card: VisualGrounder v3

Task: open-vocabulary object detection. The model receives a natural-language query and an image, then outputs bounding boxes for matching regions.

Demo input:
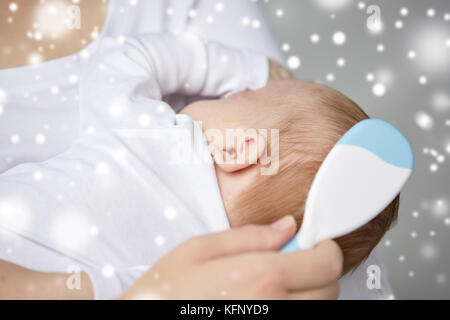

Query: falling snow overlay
[0,0,449,300]
[263,0,450,299]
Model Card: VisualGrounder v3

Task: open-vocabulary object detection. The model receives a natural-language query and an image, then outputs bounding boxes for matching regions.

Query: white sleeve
[185,0,285,64]
[80,32,269,131]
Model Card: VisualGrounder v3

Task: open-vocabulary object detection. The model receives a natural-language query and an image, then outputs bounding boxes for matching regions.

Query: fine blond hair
[230,81,399,274]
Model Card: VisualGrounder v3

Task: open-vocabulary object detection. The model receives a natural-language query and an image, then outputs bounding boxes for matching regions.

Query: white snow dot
[419,76,428,85]
[412,211,419,218]
[34,31,43,41]
[427,8,435,17]
[155,235,166,246]
[138,114,152,127]
[9,2,18,12]
[366,73,374,82]
[90,226,99,237]
[68,74,78,84]
[116,36,126,45]
[95,162,110,175]
[332,31,346,46]
[251,19,260,29]
[275,9,284,17]
[101,265,115,278]
[432,199,448,217]
[109,102,124,117]
[287,56,301,70]
[188,9,197,18]
[310,33,320,43]
[281,43,290,52]
[157,104,166,113]
[33,171,43,182]
[408,50,416,59]
[35,133,46,145]
[377,44,385,52]
[384,240,391,247]
[0,89,7,104]
[326,73,335,82]
[436,274,448,285]
[395,20,404,29]
[415,111,434,131]
[10,134,20,144]
[28,53,43,65]
[50,86,59,95]
[86,126,96,135]
[372,83,386,97]
[216,2,225,12]
[337,58,346,67]
[400,7,409,16]
[241,17,250,26]
[430,163,438,172]
[398,255,405,262]
[164,207,177,220]
[420,243,437,260]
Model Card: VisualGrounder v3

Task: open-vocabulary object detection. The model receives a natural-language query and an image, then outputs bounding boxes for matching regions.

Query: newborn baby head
[182,80,399,274]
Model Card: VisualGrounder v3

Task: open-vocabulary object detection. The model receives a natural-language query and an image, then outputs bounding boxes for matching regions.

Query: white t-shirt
[0,0,393,300]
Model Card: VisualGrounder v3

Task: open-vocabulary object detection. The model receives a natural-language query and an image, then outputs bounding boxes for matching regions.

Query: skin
[121,216,343,300]
[181,78,303,226]
[0,0,109,69]
[0,1,343,300]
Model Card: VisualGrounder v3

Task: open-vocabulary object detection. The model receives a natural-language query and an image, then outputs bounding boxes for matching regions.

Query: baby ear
[209,131,267,173]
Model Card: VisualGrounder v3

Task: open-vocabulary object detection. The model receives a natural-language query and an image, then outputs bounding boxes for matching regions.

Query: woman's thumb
[191,215,297,260]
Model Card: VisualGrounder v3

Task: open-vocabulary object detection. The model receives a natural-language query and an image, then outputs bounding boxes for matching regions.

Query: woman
[0,0,391,299]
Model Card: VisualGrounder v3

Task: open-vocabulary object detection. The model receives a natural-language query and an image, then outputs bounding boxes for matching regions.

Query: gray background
[261,0,450,299]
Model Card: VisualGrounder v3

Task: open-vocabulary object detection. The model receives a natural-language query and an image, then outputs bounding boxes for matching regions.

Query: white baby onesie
[0,32,269,299]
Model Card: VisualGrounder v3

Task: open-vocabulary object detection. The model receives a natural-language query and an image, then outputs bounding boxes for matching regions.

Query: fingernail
[270,215,295,231]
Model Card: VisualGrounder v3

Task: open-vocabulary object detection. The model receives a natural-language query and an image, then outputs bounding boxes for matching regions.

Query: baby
[0,32,398,299]
[183,80,399,274]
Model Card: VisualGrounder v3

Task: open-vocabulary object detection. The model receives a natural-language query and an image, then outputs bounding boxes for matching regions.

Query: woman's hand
[121,216,343,300]
[268,59,295,82]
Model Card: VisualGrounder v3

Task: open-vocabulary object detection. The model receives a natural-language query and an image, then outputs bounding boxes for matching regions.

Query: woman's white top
[0,31,269,298]
[0,0,393,300]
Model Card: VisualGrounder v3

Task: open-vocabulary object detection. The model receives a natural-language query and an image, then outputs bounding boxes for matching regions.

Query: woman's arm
[80,32,269,131]
[0,260,93,300]
[0,216,342,300]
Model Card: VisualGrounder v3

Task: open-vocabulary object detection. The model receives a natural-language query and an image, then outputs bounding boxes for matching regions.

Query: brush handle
[280,237,302,253]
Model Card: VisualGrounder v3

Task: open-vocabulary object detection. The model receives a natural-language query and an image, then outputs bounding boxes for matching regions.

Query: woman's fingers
[184,216,297,261]
[274,239,344,290]
[289,282,340,300]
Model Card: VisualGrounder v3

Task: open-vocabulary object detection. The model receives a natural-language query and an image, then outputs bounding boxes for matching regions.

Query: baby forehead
[262,80,335,101]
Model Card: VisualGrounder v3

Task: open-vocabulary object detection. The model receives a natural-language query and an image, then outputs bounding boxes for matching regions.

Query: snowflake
[332,31,346,46]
